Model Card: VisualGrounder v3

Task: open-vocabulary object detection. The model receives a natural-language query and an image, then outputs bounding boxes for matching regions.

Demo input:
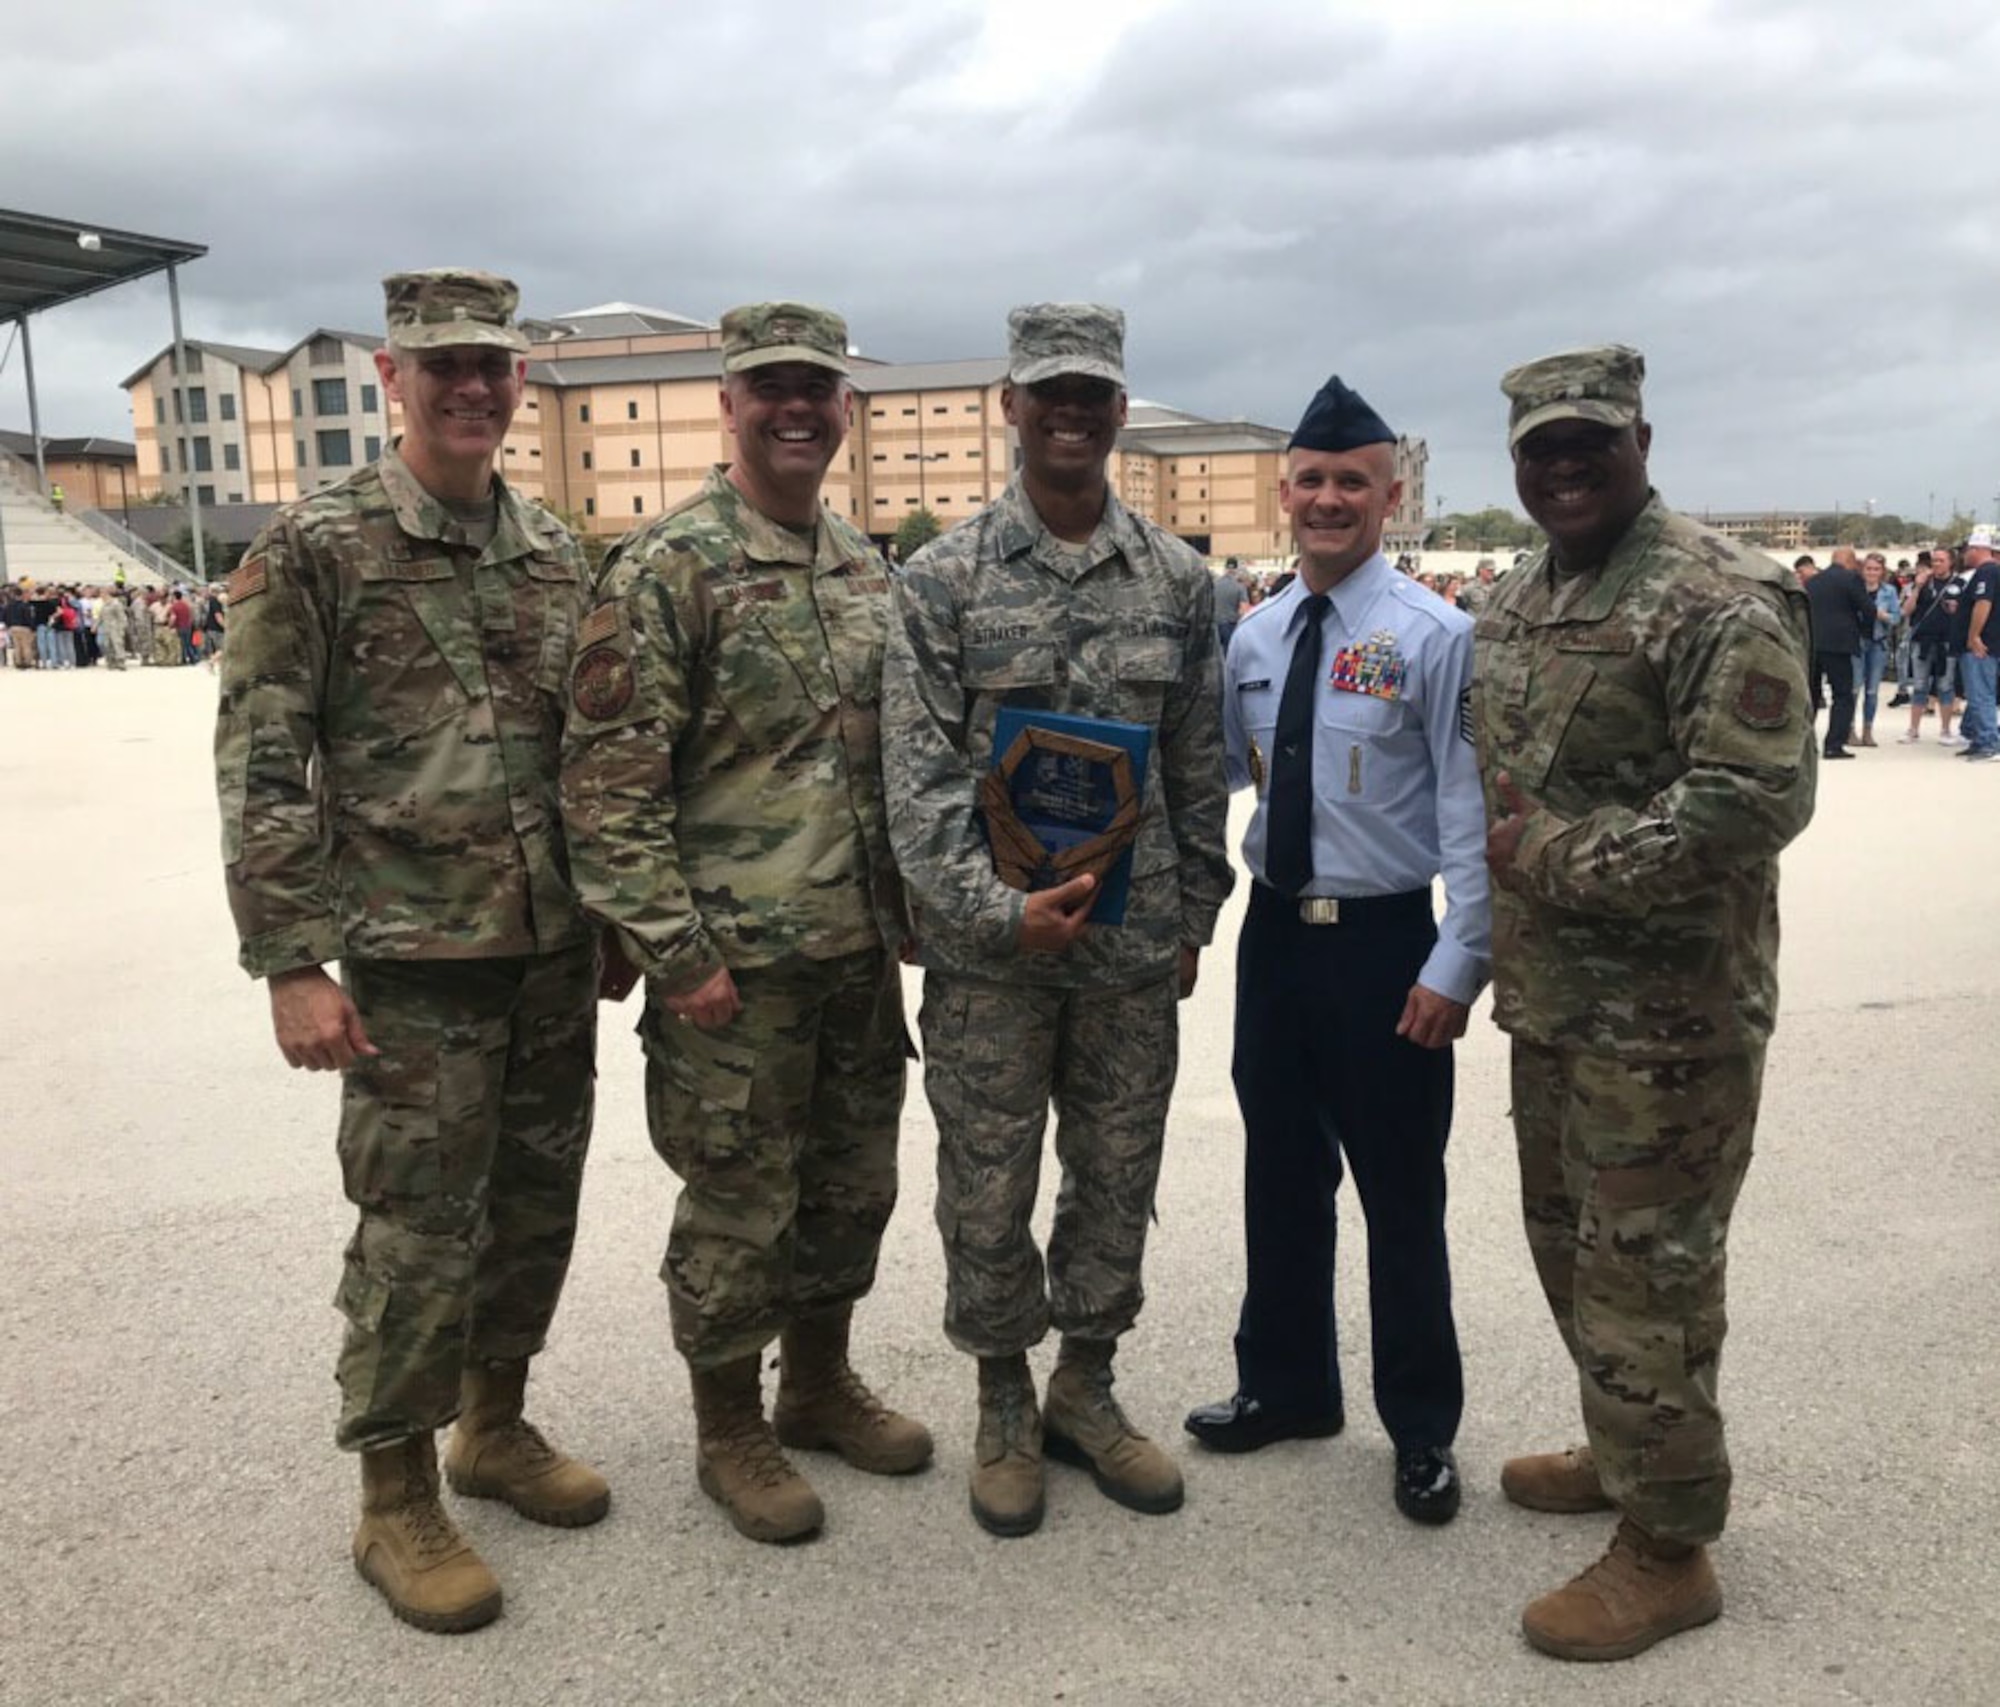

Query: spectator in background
[3,585,34,669]
[1952,528,1999,763]
[1214,557,1249,652]
[1852,553,1900,747]
[1803,546,1872,755]
[1793,553,1817,587]
[168,587,196,665]
[1902,551,1962,743]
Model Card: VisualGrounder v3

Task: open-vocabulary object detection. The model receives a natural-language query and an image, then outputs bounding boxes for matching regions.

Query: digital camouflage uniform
[96,596,130,669]
[1473,487,1816,1547]
[558,468,907,1369]
[883,475,1233,1356]
[216,442,597,1451]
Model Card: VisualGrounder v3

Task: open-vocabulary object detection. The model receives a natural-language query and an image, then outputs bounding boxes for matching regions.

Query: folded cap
[382,269,530,353]
[1007,303,1126,387]
[1289,375,1394,452]
[720,302,850,374]
[1500,344,1646,449]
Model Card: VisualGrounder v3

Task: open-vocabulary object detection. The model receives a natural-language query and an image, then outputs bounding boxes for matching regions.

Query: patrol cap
[1289,375,1395,452]
[1007,303,1127,388]
[720,302,851,375]
[382,269,530,353]
[1500,343,1646,449]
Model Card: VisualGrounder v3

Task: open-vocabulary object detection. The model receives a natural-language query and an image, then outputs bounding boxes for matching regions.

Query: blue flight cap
[1289,376,1395,452]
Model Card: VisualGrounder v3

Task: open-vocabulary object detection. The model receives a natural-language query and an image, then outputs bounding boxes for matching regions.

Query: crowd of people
[0,580,226,671]
[1792,538,1999,760]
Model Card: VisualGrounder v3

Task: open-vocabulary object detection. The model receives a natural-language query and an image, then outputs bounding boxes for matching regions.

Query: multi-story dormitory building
[124,301,1427,563]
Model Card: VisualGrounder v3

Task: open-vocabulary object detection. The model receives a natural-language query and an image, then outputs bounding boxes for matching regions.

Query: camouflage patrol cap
[720,302,851,375]
[1007,303,1127,388]
[382,269,530,353]
[1501,344,1646,449]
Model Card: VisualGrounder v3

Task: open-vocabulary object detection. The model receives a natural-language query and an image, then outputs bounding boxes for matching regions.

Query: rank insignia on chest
[1329,629,1407,700]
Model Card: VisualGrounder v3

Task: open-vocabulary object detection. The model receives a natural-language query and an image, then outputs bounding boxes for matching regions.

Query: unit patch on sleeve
[572,644,635,721]
[1733,670,1792,730]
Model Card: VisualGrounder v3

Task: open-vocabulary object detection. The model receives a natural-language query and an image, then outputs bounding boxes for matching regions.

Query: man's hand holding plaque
[1018,872,1097,954]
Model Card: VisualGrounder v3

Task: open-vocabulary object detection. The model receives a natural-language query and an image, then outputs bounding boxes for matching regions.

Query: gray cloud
[4,0,1996,525]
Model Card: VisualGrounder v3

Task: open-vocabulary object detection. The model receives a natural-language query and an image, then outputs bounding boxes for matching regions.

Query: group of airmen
[215,269,1817,1663]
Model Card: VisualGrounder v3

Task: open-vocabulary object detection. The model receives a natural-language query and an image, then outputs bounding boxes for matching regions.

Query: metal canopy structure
[0,207,211,576]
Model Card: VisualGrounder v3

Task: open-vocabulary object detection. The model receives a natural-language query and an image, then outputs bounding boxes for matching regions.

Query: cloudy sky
[4,0,1995,522]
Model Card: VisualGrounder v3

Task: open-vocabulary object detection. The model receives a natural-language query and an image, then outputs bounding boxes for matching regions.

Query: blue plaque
[982,708,1152,927]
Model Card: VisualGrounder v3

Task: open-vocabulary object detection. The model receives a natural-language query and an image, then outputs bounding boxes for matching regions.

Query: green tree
[894,507,942,559]
[160,524,246,581]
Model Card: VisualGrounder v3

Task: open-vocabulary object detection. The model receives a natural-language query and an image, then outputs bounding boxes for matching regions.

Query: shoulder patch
[572,644,635,721]
[577,604,619,649]
[226,557,267,603]
[1734,670,1792,729]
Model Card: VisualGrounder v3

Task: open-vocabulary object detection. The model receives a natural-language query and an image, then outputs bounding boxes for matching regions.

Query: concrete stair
[0,462,169,588]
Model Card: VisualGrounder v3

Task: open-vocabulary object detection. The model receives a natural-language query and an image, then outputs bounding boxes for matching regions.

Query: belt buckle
[1298,897,1341,926]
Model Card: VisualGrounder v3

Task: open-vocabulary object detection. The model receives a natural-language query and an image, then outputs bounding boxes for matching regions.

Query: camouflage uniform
[217,438,597,1451]
[1474,433,1816,1544]
[559,467,907,1368]
[96,595,130,669]
[884,473,1233,1356]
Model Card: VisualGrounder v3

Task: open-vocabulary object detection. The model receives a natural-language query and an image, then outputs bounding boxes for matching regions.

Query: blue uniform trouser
[1230,882,1462,1449]
[1961,653,1999,754]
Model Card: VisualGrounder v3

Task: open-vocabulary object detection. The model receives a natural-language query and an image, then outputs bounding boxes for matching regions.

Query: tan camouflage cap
[1501,344,1646,449]
[720,302,851,375]
[382,269,530,353]
[1007,303,1127,387]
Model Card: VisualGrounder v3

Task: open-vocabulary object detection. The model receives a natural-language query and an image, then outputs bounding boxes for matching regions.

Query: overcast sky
[4,0,1995,522]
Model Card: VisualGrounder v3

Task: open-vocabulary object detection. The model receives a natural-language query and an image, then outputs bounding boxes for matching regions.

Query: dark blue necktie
[1265,592,1329,898]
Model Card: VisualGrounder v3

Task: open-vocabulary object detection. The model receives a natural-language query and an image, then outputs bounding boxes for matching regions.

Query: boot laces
[490,1417,558,1470]
[1068,1364,1134,1438]
[823,1363,890,1426]
[399,1464,463,1562]
[715,1417,795,1489]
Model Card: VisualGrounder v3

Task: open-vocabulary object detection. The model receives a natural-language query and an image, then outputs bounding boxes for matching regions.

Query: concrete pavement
[1,666,1994,1706]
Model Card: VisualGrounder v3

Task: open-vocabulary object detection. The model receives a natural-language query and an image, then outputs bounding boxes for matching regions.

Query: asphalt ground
[2,667,1994,1707]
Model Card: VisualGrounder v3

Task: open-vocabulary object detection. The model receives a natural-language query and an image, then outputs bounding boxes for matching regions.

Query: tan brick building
[122,301,1428,562]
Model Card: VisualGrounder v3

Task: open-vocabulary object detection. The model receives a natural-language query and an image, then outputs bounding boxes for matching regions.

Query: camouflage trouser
[333,944,598,1451]
[919,971,1179,1357]
[100,632,127,669]
[1511,1041,1762,1546]
[644,948,905,1370]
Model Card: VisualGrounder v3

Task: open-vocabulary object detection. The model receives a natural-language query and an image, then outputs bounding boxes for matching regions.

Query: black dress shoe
[1823,748,1856,760]
[1183,1393,1344,1454]
[1394,1445,1461,1524]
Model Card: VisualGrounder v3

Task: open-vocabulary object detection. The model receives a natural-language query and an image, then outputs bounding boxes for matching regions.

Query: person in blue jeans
[1954,530,2000,762]
[1852,553,1900,746]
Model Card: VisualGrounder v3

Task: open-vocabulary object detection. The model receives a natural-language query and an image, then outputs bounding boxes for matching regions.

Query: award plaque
[980,708,1153,927]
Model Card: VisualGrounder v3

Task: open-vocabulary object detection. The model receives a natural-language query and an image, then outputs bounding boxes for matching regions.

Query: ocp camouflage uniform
[882,476,1233,1354]
[558,469,907,1367]
[1473,492,1817,1545]
[216,442,597,1450]
[96,596,130,669]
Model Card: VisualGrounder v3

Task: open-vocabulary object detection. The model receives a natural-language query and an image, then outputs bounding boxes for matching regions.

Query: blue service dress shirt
[1223,555,1493,1005]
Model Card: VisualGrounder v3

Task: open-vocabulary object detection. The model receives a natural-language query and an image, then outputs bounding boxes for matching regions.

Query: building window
[226,491,242,503]
[902,408,916,417]
[223,444,240,471]
[219,393,237,422]
[872,454,886,462]
[191,437,213,472]
[529,447,541,458]
[178,347,203,374]
[932,405,947,415]
[582,450,594,470]
[364,436,381,461]
[154,398,164,425]
[197,483,215,504]
[874,498,888,507]
[632,496,644,515]
[907,496,918,505]
[309,335,343,364]
[184,388,207,423]
[626,401,639,420]
[171,391,182,424]
[578,403,591,423]
[295,439,307,468]
[870,409,885,419]
[967,448,981,459]
[292,388,302,416]
[313,378,349,415]
[317,429,353,467]
[629,449,642,468]
[360,383,378,413]
[965,404,978,413]
[584,497,596,517]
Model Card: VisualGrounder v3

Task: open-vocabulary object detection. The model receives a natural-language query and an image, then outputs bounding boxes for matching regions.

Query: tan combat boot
[353,1435,503,1634]
[444,1358,610,1527]
[773,1305,934,1475]
[1501,1444,1614,1514]
[1522,1517,1723,1661]
[970,1353,1045,1538]
[689,1354,824,1543]
[1042,1338,1184,1516]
